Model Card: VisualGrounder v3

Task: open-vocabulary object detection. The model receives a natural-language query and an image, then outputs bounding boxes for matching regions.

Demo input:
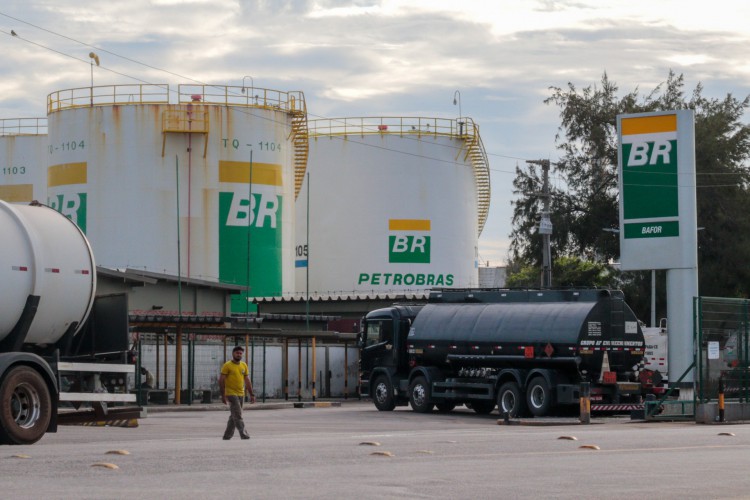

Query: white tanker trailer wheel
[0,366,52,445]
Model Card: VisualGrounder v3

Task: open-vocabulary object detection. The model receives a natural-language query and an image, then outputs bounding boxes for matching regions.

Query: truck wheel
[497,381,527,418]
[372,375,396,411]
[526,377,553,417]
[408,376,434,413]
[0,366,52,445]
[435,402,456,413]
[470,399,496,414]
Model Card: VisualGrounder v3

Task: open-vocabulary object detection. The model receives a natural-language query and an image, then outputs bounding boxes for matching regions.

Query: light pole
[241,75,254,104]
[89,52,99,107]
[453,90,464,135]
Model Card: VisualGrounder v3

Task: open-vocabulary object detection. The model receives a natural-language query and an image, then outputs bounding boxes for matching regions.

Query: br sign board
[617,110,697,270]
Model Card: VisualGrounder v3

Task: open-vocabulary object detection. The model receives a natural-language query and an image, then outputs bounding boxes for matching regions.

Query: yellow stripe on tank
[621,114,677,136]
[0,184,33,202]
[219,161,283,186]
[389,219,431,231]
[48,162,87,187]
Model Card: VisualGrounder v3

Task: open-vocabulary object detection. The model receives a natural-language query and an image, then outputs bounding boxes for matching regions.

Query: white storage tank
[46,84,308,312]
[295,117,490,294]
[0,118,48,203]
[0,200,95,344]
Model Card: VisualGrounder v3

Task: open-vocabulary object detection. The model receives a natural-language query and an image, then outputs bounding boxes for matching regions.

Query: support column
[667,267,699,397]
[175,325,183,404]
[311,337,317,401]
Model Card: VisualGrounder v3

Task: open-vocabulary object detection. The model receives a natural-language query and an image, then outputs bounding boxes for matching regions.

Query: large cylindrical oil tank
[46,84,306,312]
[409,298,645,376]
[0,118,48,204]
[295,117,491,295]
[0,199,96,344]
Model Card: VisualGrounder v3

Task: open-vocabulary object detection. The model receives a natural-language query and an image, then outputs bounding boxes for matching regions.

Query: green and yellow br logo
[621,114,680,239]
[47,162,87,233]
[218,160,283,312]
[388,219,430,264]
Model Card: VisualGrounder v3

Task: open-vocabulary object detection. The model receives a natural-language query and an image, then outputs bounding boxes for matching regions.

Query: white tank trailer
[294,117,490,295]
[0,199,137,445]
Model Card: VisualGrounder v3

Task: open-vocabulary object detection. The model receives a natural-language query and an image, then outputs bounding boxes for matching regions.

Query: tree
[506,256,617,289]
[509,72,750,313]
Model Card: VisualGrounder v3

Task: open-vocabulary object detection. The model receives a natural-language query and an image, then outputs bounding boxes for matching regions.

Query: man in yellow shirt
[219,346,255,440]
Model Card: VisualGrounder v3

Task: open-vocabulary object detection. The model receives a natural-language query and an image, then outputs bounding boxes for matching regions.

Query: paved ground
[2,401,750,499]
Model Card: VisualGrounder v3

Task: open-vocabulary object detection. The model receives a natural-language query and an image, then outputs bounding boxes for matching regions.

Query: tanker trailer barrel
[0,200,96,347]
[409,300,644,376]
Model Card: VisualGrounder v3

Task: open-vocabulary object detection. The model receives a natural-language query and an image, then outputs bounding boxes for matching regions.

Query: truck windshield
[365,320,393,347]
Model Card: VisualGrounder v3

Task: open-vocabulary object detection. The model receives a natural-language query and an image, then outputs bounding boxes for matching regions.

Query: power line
[0,13,542,172]
[2,12,748,190]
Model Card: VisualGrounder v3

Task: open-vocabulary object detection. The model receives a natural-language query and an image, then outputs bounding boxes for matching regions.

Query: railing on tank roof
[308,116,472,137]
[47,84,170,113]
[0,117,48,136]
[309,116,491,235]
[177,85,306,113]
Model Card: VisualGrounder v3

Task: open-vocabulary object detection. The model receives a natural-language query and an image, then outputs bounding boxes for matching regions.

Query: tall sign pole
[617,110,698,394]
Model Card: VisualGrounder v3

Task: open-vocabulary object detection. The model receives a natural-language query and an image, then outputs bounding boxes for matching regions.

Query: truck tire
[497,381,527,418]
[526,377,553,417]
[372,375,396,411]
[470,399,496,414]
[0,366,52,445]
[408,376,434,413]
[435,402,457,413]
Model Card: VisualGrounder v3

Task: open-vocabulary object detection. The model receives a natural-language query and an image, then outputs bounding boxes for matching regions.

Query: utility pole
[527,159,552,288]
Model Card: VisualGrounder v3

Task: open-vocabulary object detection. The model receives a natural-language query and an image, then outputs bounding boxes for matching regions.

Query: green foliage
[504,261,539,288]
[506,256,618,289]
[509,71,750,317]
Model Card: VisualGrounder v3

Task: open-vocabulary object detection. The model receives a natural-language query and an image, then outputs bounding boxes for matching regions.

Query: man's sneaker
[240,434,250,440]
[223,437,231,440]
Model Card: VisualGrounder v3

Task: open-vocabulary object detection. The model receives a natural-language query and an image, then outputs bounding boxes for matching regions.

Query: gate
[695,297,750,403]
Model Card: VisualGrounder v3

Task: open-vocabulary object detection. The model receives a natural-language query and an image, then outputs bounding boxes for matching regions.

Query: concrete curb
[497,418,605,426]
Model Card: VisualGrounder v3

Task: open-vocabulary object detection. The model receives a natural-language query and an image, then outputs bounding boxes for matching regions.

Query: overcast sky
[2,0,749,266]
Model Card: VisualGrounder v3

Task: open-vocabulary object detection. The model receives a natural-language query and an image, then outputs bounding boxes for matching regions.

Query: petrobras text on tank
[357,272,454,287]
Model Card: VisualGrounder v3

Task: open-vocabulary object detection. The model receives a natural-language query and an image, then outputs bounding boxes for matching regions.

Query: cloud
[2,0,750,267]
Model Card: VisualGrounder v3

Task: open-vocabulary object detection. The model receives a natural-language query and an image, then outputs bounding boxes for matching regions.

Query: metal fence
[133,337,359,403]
[695,297,750,402]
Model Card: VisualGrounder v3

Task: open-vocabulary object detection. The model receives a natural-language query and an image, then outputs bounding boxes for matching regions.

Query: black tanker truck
[358,288,647,417]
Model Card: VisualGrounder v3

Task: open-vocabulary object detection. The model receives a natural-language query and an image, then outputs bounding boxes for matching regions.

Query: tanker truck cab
[359,305,420,411]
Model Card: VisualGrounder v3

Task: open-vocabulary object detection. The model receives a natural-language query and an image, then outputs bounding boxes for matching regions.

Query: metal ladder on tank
[289,99,309,200]
[456,121,490,235]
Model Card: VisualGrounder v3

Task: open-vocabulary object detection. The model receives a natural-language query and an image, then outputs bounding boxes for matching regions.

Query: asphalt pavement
[4,402,750,499]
